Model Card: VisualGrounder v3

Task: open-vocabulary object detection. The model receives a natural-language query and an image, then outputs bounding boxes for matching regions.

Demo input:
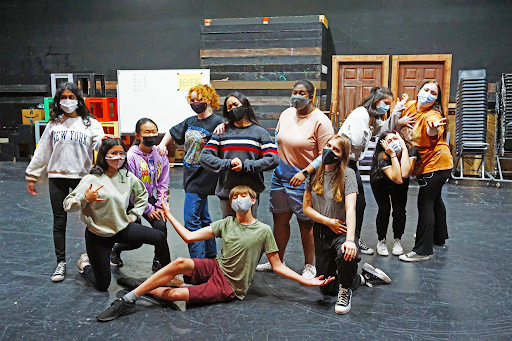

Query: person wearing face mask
[396,81,453,262]
[255,80,333,280]
[96,185,334,322]
[63,138,173,292]
[108,118,173,273]
[370,131,418,257]
[303,135,391,314]
[24,82,113,282]
[308,87,414,255]
[200,91,279,218]
[156,84,223,259]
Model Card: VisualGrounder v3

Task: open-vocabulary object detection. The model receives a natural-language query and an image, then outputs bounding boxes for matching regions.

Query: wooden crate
[201,15,330,135]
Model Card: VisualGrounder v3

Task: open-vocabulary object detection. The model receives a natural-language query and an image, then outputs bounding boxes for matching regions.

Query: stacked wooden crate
[201,15,330,135]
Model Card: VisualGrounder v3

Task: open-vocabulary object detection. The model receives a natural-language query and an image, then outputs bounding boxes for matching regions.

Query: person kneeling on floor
[96,185,334,321]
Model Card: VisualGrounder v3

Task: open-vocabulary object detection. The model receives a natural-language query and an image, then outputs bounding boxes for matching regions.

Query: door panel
[338,62,382,120]
[397,62,444,100]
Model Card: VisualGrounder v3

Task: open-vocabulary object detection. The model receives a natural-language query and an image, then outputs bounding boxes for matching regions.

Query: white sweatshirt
[25,116,104,180]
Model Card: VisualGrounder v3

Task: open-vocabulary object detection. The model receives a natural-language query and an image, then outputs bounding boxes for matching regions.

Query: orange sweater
[403,101,453,175]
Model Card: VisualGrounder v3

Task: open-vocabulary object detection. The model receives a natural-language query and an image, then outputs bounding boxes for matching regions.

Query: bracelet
[391,155,398,158]
[345,239,355,243]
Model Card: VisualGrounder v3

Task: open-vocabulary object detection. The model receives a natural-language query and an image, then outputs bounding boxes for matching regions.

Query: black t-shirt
[169,114,224,196]
[370,146,419,184]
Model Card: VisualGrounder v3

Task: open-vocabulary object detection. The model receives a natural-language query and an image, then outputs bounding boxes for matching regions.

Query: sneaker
[168,275,185,287]
[51,262,66,282]
[302,264,317,280]
[361,263,391,287]
[110,250,124,267]
[399,251,429,262]
[392,239,403,255]
[376,239,389,256]
[77,254,90,274]
[358,239,375,255]
[255,262,274,272]
[335,286,352,314]
[151,259,162,273]
[96,298,136,322]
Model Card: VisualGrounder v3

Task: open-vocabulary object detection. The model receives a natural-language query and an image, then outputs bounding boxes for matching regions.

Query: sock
[122,290,139,303]
[359,274,366,285]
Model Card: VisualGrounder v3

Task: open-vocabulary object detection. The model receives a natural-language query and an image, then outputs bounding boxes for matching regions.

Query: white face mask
[105,155,125,169]
[231,196,253,213]
[60,99,79,114]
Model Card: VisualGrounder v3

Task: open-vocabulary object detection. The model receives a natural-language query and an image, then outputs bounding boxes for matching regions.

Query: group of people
[24,78,452,320]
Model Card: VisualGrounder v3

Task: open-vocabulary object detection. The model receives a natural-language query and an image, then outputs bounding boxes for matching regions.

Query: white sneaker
[399,251,429,262]
[358,239,375,255]
[51,262,66,282]
[77,254,90,273]
[392,239,404,255]
[302,264,317,279]
[256,262,274,272]
[376,240,389,256]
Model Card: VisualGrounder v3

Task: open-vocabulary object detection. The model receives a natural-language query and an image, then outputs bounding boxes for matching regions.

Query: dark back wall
[1,0,511,101]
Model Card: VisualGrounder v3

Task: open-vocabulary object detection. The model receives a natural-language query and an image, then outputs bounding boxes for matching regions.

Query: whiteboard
[117,69,210,134]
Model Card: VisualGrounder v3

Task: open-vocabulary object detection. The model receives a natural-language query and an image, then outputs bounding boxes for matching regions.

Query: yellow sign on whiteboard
[178,73,202,91]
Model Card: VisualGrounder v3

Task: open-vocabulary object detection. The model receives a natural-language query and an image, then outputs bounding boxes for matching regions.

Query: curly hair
[187,84,220,109]
[50,82,93,126]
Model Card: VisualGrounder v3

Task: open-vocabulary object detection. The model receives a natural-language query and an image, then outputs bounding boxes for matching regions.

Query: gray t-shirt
[305,167,358,221]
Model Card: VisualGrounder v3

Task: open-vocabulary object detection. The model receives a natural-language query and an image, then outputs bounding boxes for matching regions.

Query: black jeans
[370,178,409,241]
[49,178,81,263]
[313,223,361,296]
[348,160,365,236]
[84,223,170,291]
[413,170,451,256]
[114,196,168,261]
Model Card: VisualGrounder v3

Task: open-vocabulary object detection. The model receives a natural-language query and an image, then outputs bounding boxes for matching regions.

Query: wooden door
[332,56,389,125]
[397,62,445,100]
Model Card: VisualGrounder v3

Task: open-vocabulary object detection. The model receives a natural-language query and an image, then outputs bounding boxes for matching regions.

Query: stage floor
[1,162,511,341]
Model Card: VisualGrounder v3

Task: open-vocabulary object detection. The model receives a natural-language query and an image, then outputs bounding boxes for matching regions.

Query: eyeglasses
[107,151,125,157]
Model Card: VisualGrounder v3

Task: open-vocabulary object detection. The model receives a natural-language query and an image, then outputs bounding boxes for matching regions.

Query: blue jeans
[184,192,217,259]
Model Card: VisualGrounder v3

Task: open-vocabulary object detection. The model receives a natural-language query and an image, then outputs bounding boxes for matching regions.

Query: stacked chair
[453,69,491,180]
[492,73,512,183]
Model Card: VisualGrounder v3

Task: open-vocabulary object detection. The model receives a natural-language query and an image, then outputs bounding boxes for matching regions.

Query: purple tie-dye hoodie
[126,145,169,215]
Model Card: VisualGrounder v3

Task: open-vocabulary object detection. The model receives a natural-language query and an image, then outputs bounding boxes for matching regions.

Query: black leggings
[413,170,450,256]
[114,196,168,260]
[84,223,170,291]
[348,160,365,236]
[314,223,361,295]
[49,178,81,263]
[370,178,409,241]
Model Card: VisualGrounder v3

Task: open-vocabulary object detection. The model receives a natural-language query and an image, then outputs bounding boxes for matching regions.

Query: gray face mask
[290,95,309,110]
[231,197,253,213]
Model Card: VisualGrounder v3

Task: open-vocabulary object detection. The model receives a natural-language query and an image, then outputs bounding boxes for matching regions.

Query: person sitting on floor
[96,185,334,322]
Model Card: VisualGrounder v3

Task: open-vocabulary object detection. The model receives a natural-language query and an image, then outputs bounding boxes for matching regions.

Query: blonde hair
[312,135,351,202]
[229,185,256,202]
[187,84,220,109]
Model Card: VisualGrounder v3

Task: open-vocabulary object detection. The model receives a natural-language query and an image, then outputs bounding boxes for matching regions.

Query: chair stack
[496,74,512,154]
[453,69,489,179]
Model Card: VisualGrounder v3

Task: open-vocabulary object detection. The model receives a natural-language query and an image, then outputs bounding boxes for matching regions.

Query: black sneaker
[96,298,136,322]
[110,250,124,267]
[361,263,391,287]
[358,239,375,255]
[335,286,352,314]
[151,259,162,273]
[117,277,145,291]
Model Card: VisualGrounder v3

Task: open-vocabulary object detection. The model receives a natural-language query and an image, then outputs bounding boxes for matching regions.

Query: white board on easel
[117,69,210,134]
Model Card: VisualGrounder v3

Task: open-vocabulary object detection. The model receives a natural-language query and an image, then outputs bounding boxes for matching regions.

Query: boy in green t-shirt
[97,185,334,322]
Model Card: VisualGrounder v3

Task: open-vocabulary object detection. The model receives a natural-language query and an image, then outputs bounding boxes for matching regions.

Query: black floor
[1,162,512,341]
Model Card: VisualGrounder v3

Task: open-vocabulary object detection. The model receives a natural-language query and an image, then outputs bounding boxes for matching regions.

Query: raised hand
[397,112,417,129]
[85,184,105,202]
[396,132,407,150]
[231,157,243,172]
[428,117,447,129]
[326,218,347,234]
[398,93,409,106]
[380,140,396,157]
[160,193,170,214]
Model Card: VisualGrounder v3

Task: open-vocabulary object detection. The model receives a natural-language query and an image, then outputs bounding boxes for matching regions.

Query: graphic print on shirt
[184,126,211,167]
[52,130,89,146]
[139,157,161,185]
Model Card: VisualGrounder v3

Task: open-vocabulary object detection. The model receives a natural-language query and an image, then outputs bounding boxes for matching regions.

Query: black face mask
[322,148,340,165]
[190,102,208,114]
[141,135,158,147]
[228,106,247,122]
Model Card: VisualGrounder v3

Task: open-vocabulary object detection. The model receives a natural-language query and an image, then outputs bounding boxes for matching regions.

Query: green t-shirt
[211,216,279,300]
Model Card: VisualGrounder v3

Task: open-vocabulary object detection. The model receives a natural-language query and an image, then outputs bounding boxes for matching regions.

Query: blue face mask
[231,196,253,213]
[376,103,390,115]
[417,92,437,106]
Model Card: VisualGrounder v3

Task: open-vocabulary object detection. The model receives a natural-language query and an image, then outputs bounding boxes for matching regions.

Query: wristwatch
[301,169,309,178]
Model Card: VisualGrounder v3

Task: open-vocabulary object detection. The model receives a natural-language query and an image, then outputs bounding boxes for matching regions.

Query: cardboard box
[22,109,45,124]
[175,150,186,159]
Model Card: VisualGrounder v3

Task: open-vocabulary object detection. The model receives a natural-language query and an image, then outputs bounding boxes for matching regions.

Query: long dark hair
[90,138,128,176]
[50,82,92,126]
[360,87,394,117]
[223,91,260,129]
[370,130,411,182]
[133,118,158,146]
